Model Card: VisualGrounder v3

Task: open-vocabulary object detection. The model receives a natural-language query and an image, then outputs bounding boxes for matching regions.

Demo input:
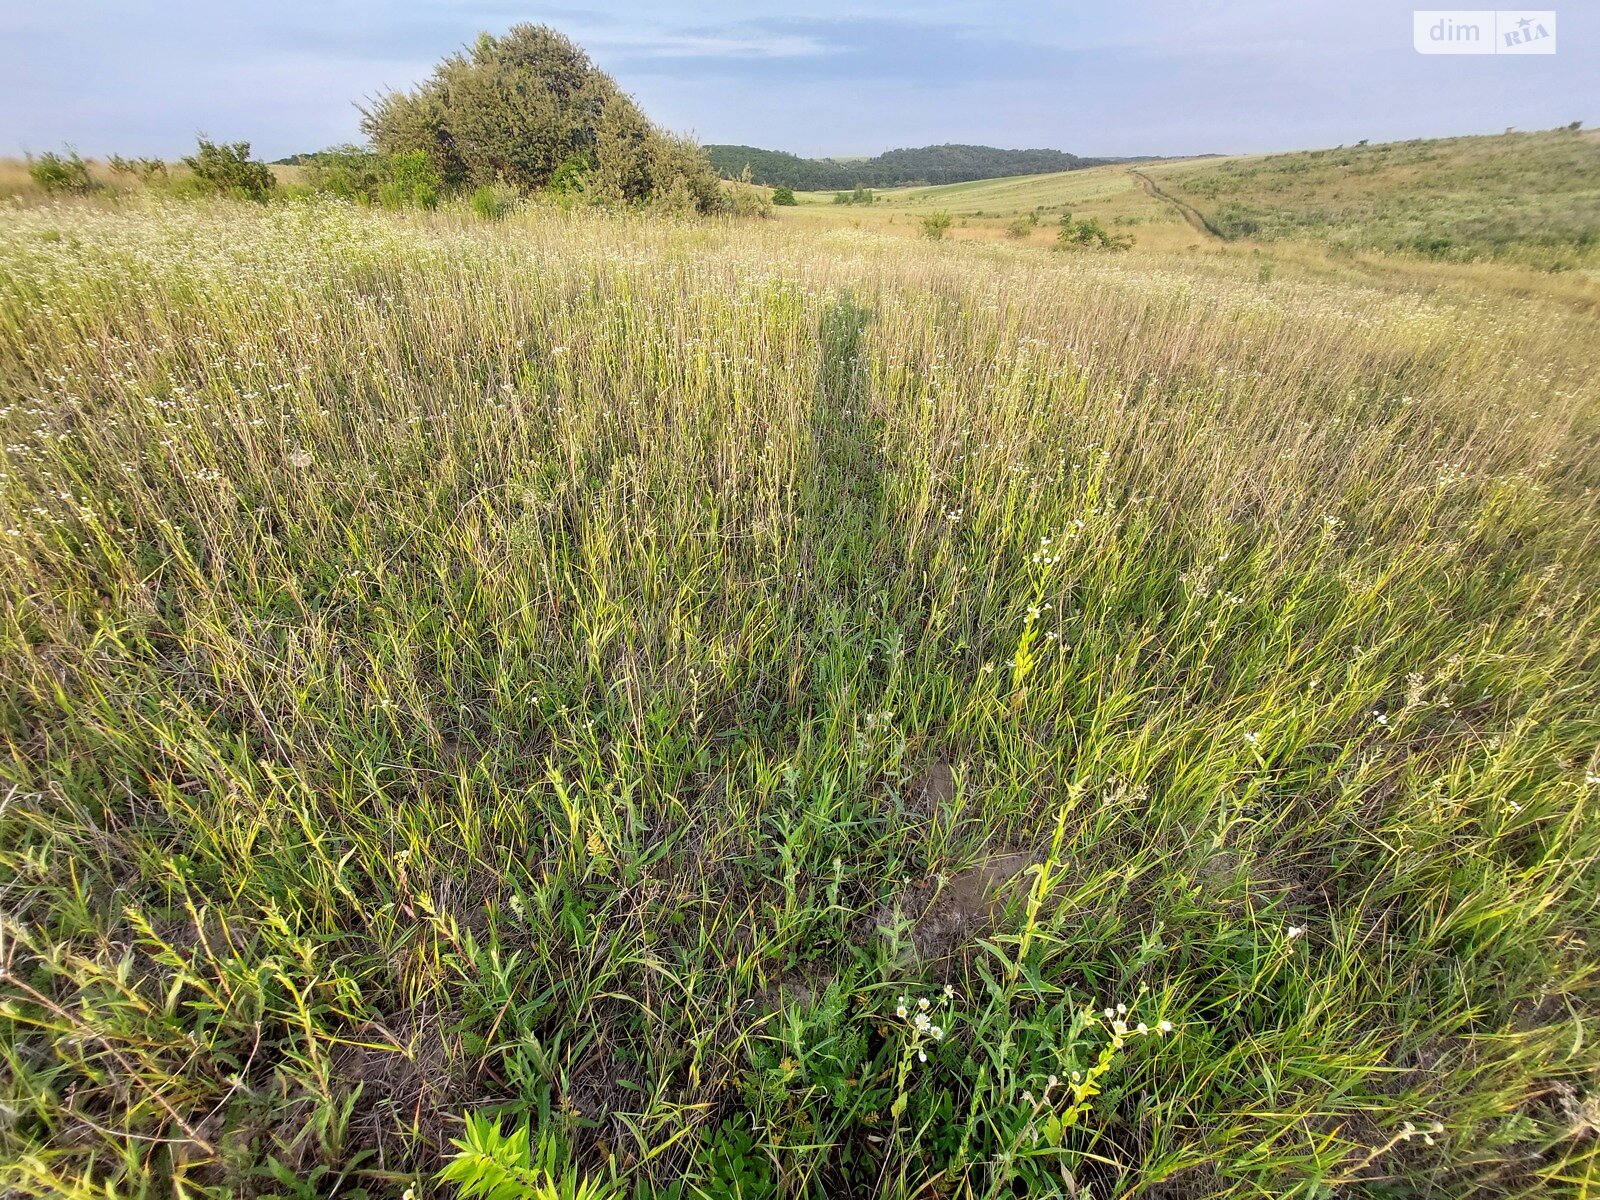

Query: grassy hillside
[780,131,1600,274]
[782,162,1207,253]
[1147,129,1600,268]
[2,197,1598,1198]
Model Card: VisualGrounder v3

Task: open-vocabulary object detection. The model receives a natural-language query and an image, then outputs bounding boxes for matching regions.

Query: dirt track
[1129,168,1225,239]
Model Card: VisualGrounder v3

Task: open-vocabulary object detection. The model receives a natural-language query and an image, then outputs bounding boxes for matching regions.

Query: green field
[1144,129,1600,268]
[2,169,1599,1199]
[785,164,1191,249]
[783,130,1600,272]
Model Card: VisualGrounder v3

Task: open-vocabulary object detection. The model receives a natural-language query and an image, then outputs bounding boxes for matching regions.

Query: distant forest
[705,143,1124,190]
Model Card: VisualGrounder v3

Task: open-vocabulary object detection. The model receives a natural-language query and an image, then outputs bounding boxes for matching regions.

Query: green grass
[1,196,1599,1199]
[1147,129,1600,268]
[836,167,1161,214]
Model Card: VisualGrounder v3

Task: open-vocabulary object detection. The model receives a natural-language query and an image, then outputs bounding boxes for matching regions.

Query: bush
[1056,214,1132,250]
[1006,213,1039,239]
[361,25,724,213]
[471,184,515,221]
[547,152,592,198]
[385,151,442,209]
[771,185,797,206]
[182,139,274,202]
[27,150,93,194]
[920,210,954,240]
[302,145,383,202]
[723,166,772,219]
[303,147,440,209]
[105,155,168,186]
[1408,233,1455,258]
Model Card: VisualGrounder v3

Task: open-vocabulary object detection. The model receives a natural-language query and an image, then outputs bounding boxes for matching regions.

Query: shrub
[1006,213,1039,239]
[471,184,515,220]
[181,139,274,202]
[771,185,797,206]
[361,25,724,212]
[1408,233,1455,258]
[27,150,93,194]
[302,144,384,202]
[920,210,954,240]
[724,166,772,219]
[385,151,442,209]
[1056,213,1132,250]
[547,152,592,198]
[105,155,168,186]
[303,147,440,209]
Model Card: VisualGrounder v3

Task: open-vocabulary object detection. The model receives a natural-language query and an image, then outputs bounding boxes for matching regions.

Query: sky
[1,1,1595,161]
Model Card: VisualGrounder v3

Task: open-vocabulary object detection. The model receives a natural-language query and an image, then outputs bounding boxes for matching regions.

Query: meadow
[780,130,1600,282]
[1,193,1599,1199]
[1143,130,1600,269]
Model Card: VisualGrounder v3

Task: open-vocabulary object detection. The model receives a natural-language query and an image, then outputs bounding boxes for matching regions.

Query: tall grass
[1150,129,1600,269]
[1,196,1598,1197]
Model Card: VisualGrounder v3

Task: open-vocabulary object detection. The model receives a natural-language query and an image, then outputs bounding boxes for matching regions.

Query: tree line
[704,143,1116,191]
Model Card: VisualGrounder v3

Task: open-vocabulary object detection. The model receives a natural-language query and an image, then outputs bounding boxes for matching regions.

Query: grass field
[784,164,1195,251]
[2,192,1599,1199]
[780,130,1600,278]
[1144,130,1600,269]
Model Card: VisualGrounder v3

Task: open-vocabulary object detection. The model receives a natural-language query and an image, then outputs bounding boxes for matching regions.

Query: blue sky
[1,1,1594,159]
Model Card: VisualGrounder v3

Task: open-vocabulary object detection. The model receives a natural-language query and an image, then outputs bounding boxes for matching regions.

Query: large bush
[360,25,724,213]
[182,139,274,202]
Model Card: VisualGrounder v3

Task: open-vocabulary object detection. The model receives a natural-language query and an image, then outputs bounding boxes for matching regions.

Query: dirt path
[1129,169,1225,240]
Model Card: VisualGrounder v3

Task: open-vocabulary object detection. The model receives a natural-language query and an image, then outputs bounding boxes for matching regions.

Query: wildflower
[403,1187,417,1200]
[918,997,930,1011]
[896,1003,908,1018]
[1287,925,1306,939]
[288,448,313,469]
[943,983,955,998]
[1158,1020,1174,1034]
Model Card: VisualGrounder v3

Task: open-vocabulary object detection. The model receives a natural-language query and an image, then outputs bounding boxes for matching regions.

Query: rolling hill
[773,129,1600,272]
[1145,127,1600,268]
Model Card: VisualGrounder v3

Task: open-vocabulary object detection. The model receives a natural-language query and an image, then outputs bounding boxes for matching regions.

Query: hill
[774,130,1600,271]
[1146,127,1600,268]
[705,142,1114,189]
